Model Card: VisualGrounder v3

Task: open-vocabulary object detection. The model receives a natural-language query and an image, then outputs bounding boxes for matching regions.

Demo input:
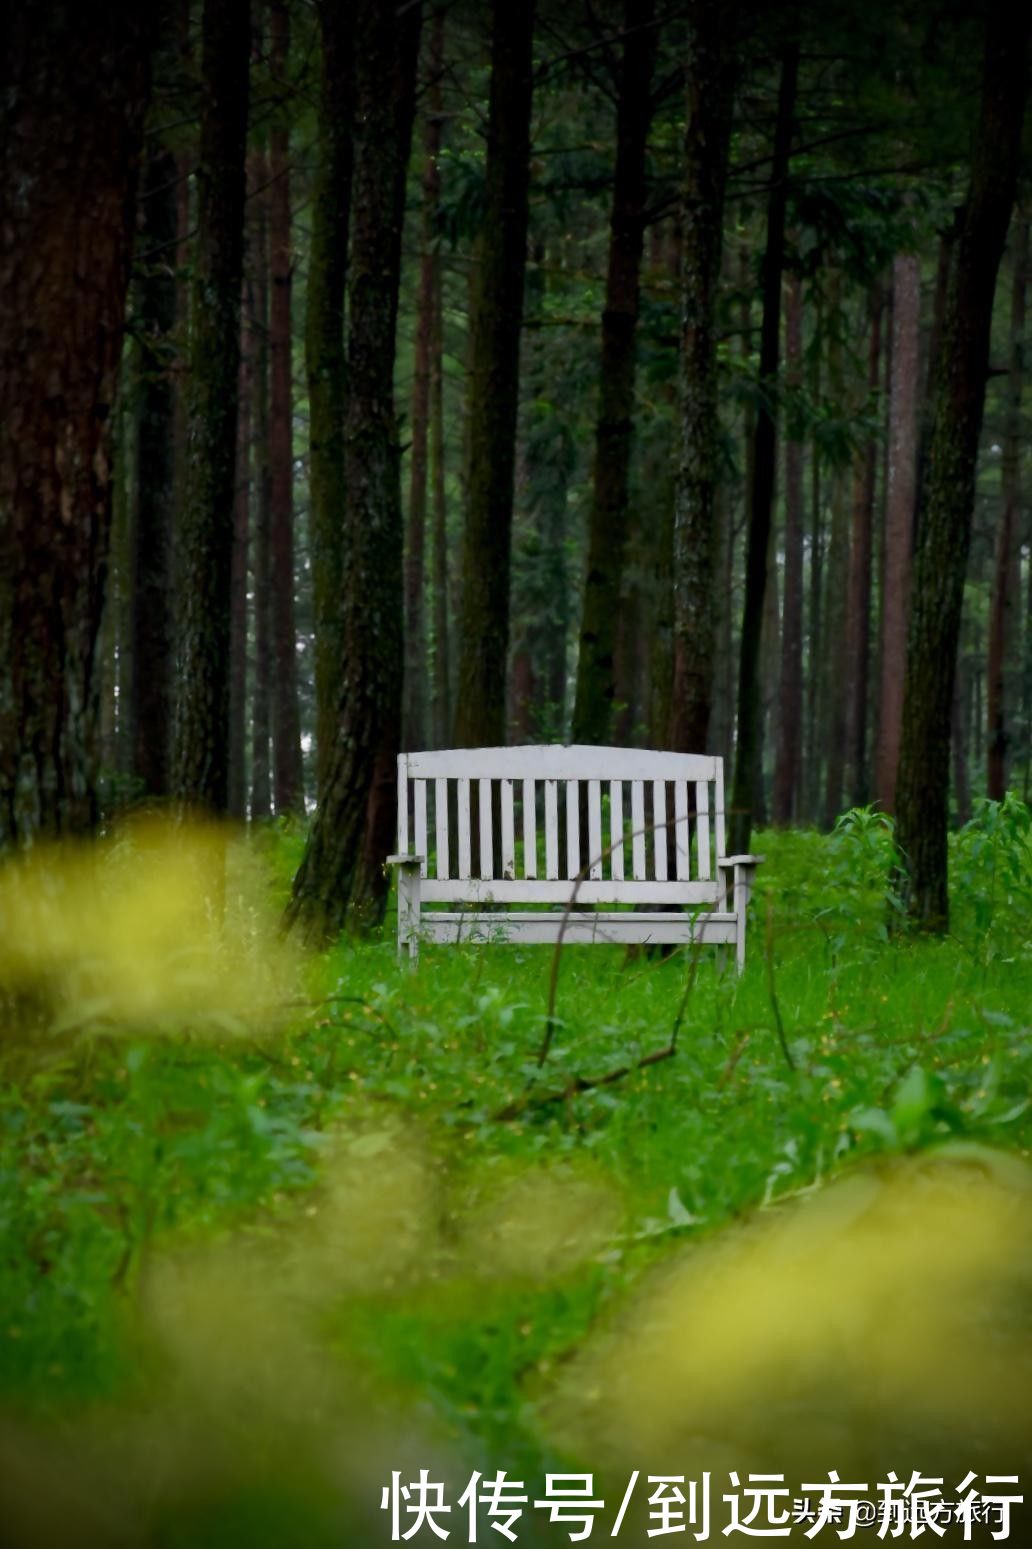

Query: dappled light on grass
[0,818,300,1039]
[541,1145,1032,1496]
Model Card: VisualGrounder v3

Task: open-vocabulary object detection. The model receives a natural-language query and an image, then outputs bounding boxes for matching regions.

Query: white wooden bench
[387,746,761,970]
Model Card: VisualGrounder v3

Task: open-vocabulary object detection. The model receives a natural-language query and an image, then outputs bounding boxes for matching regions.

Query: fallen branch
[492,1041,677,1122]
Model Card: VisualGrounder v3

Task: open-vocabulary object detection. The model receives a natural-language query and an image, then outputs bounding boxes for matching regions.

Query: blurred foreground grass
[1,803,1032,1544]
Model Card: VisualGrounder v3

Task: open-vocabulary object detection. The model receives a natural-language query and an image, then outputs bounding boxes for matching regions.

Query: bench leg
[396,866,421,966]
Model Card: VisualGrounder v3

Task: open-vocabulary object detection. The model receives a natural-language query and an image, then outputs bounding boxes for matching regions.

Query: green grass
[1,802,1031,1542]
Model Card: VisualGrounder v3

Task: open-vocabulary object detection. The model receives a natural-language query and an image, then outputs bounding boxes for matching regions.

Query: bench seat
[387,746,761,970]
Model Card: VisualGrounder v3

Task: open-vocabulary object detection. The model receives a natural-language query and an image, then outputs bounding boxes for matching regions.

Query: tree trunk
[130,140,178,804]
[452,0,536,747]
[844,288,884,809]
[667,0,737,754]
[307,0,353,796]
[404,8,445,753]
[572,0,657,745]
[987,215,1027,800]
[268,0,304,815]
[772,271,804,823]
[874,253,920,813]
[895,0,1027,930]
[172,0,251,814]
[729,40,798,851]
[430,253,451,748]
[287,0,421,941]
[251,160,273,822]
[0,3,153,846]
[228,275,252,820]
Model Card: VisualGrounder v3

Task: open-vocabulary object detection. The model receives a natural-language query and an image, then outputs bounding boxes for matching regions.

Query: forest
[2,0,1032,1544]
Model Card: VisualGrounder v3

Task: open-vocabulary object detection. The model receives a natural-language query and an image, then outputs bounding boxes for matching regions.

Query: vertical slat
[479,776,493,879]
[674,780,690,880]
[610,779,624,880]
[653,779,667,881]
[414,780,428,878]
[545,780,559,879]
[714,760,727,857]
[397,758,409,853]
[522,778,537,878]
[696,780,711,879]
[500,779,515,878]
[434,777,449,879]
[587,780,603,879]
[631,780,646,879]
[565,779,580,877]
[457,777,471,879]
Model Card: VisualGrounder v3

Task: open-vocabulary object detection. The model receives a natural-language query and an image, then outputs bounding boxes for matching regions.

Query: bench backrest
[396,746,727,906]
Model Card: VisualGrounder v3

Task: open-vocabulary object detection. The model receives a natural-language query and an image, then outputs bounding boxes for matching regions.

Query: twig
[764,896,796,1074]
[492,1042,677,1123]
[719,1030,751,1089]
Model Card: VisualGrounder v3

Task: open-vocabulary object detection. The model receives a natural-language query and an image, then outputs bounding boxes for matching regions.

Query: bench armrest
[717,854,764,868]
[386,853,425,868]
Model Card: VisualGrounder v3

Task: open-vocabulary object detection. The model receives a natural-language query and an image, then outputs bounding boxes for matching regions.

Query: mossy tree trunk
[452,0,536,748]
[772,271,804,824]
[287,0,421,942]
[172,0,251,815]
[0,2,154,846]
[572,0,657,746]
[895,0,1027,930]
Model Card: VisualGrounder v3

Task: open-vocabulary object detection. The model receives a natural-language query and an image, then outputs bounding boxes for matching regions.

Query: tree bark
[729,40,798,851]
[0,2,153,846]
[306,0,353,796]
[130,140,178,803]
[404,8,445,753]
[874,253,920,813]
[987,215,1027,800]
[772,272,804,824]
[287,0,421,941]
[452,0,536,747]
[667,0,737,754]
[844,288,884,809]
[430,252,451,747]
[228,274,252,820]
[251,159,273,822]
[895,0,1028,930]
[572,0,657,745]
[172,0,251,814]
[268,0,304,815]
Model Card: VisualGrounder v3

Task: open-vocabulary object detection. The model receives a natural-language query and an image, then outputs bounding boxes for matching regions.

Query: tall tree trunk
[268,0,304,814]
[987,215,1027,800]
[874,253,920,813]
[805,417,823,821]
[452,0,536,747]
[251,163,273,821]
[430,254,451,747]
[172,0,251,814]
[307,0,353,796]
[895,0,1027,930]
[667,0,737,753]
[572,0,657,745]
[404,8,445,752]
[772,271,804,823]
[844,288,884,809]
[228,276,252,820]
[0,2,153,846]
[130,139,178,803]
[729,40,798,850]
[287,0,421,941]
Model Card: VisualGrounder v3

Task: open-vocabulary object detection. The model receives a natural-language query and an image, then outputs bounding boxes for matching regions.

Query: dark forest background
[2,0,1030,941]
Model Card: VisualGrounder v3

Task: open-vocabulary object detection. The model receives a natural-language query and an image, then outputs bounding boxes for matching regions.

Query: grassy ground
[1,801,1031,1544]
